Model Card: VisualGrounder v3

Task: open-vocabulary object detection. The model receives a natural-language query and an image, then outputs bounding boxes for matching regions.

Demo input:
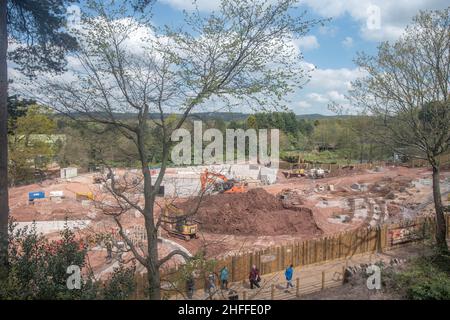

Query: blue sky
[149,0,449,115]
[10,0,450,115]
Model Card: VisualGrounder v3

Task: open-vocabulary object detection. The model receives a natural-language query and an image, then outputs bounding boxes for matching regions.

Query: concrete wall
[152,164,278,198]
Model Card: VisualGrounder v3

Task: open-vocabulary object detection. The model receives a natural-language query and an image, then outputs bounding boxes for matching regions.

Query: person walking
[249,265,261,289]
[220,266,229,290]
[285,264,294,290]
[207,272,216,296]
[186,275,195,299]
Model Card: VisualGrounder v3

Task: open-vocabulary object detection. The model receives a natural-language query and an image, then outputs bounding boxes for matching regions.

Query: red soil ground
[181,188,322,237]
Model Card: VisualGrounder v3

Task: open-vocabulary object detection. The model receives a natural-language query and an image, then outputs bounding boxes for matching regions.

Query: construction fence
[280,160,387,172]
[133,214,450,299]
[206,216,444,284]
[408,153,450,168]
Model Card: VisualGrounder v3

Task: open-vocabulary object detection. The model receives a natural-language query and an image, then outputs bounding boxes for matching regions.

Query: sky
[9,0,450,115]
[150,0,449,115]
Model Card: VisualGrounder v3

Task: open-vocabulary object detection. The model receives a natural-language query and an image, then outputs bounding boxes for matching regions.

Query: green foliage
[387,254,450,300]
[8,104,58,185]
[7,0,79,77]
[0,220,136,300]
[101,264,136,300]
[1,221,93,299]
[172,252,217,295]
[7,95,35,134]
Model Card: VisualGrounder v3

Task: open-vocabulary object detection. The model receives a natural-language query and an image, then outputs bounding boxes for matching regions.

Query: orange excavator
[200,169,247,194]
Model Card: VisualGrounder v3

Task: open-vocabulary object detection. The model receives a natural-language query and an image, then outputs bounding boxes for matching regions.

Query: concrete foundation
[151,164,278,197]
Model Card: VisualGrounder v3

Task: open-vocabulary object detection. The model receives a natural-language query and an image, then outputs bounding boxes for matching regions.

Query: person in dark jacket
[285,264,294,289]
[249,265,261,289]
[186,275,195,299]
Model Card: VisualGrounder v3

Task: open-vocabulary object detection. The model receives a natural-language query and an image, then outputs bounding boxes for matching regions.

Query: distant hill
[60,111,342,122]
[296,114,329,120]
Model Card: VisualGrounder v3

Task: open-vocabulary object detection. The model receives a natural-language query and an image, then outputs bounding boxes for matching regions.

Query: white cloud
[308,67,366,91]
[342,36,353,48]
[293,35,320,51]
[160,0,221,11]
[306,92,328,103]
[291,66,367,114]
[327,90,346,101]
[300,0,450,42]
[297,100,312,108]
[162,0,450,42]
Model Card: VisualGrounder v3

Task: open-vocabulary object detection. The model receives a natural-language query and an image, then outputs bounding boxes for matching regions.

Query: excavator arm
[200,169,246,194]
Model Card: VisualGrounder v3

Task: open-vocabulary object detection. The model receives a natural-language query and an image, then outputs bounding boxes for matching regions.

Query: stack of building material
[49,190,64,203]
[260,167,278,184]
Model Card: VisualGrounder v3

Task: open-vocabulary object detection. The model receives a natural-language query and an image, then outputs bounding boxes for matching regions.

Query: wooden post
[321,271,325,290]
[296,278,300,297]
[243,291,247,301]
[271,284,275,300]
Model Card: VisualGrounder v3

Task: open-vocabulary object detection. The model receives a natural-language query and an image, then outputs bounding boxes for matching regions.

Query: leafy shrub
[102,264,136,300]
[0,220,136,300]
[387,254,450,300]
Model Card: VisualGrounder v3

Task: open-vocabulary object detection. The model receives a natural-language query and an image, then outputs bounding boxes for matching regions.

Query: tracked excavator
[160,202,199,241]
[200,169,247,194]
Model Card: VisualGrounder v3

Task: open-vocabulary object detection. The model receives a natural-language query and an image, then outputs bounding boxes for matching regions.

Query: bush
[0,220,136,300]
[102,264,136,300]
[388,254,450,300]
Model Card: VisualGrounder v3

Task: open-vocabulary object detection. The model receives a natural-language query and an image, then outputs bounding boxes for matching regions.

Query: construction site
[9,161,450,291]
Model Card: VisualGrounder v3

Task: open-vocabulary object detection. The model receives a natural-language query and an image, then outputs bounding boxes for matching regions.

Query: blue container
[29,191,45,200]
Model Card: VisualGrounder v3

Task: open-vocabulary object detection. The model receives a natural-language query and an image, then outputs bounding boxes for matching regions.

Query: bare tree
[41,0,323,299]
[348,8,450,252]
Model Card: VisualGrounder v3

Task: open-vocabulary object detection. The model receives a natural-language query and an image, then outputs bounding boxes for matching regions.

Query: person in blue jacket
[220,266,229,290]
[285,264,294,289]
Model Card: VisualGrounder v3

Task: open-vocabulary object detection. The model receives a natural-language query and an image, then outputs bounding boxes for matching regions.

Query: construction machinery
[161,202,199,241]
[200,169,247,194]
[76,192,94,201]
[308,168,327,179]
[282,168,306,179]
[282,156,308,179]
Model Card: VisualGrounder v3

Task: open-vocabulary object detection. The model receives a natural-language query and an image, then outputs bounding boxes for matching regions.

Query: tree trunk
[145,208,161,300]
[139,126,161,299]
[359,139,363,164]
[431,164,448,253]
[0,0,9,274]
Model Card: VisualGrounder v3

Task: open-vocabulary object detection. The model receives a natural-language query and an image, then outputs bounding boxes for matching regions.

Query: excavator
[160,202,199,241]
[200,169,247,194]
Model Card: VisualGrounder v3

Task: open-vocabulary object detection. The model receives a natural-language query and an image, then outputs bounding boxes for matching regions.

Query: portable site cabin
[29,191,45,203]
[60,167,78,179]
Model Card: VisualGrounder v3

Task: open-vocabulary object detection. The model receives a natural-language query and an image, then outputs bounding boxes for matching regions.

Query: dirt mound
[182,188,322,236]
[327,166,365,178]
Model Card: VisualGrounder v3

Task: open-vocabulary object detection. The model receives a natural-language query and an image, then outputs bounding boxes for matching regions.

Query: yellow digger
[161,202,199,241]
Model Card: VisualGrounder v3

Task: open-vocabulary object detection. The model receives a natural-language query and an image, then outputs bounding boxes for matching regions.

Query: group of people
[185,266,230,299]
[249,264,295,290]
[185,264,296,299]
